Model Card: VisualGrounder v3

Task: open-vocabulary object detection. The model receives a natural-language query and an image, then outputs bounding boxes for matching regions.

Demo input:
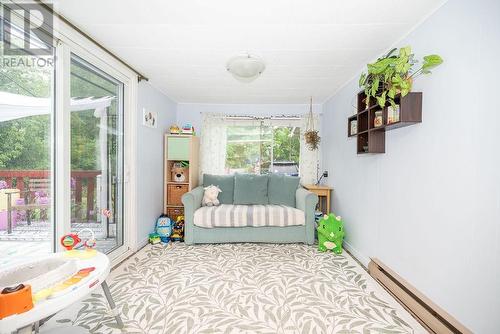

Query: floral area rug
[44,243,426,334]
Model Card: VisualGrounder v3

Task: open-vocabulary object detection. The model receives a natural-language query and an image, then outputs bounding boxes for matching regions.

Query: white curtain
[199,113,227,177]
[299,113,320,185]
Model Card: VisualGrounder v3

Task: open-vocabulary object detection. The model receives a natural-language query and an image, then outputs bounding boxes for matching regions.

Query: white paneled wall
[321,0,500,332]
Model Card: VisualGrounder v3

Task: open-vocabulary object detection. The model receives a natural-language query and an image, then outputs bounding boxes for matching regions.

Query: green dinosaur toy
[317,214,345,254]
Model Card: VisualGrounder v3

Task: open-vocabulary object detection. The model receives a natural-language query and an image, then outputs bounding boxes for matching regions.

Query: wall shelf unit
[348,91,422,154]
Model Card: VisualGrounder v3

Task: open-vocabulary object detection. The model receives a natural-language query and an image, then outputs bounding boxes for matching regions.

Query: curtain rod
[34,1,149,82]
[200,113,303,120]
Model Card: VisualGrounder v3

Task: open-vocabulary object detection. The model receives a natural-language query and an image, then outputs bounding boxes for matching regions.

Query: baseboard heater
[368,258,472,334]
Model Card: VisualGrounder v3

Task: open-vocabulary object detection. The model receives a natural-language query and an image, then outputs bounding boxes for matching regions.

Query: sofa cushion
[268,174,300,207]
[193,204,305,228]
[233,174,268,205]
[203,174,234,204]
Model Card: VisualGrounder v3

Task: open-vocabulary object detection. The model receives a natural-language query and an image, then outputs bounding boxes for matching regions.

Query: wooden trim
[368,258,472,334]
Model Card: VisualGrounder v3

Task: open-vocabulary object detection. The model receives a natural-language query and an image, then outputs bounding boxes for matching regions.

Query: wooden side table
[303,184,333,215]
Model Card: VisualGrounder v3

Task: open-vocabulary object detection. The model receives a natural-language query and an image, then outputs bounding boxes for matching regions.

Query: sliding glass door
[1,2,134,264]
[0,15,55,264]
[70,55,124,254]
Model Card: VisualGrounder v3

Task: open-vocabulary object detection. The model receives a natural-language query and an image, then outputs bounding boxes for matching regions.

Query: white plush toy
[202,185,222,206]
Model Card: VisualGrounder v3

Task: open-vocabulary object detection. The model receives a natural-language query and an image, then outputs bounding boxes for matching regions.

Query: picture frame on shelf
[387,105,400,124]
[350,120,358,135]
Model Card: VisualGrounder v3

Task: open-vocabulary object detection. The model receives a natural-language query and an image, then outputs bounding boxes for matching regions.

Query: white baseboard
[135,237,150,251]
[344,241,370,268]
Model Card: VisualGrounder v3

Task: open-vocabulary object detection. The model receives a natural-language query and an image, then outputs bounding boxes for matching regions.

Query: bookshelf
[163,134,199,220]
[348,91,422,154]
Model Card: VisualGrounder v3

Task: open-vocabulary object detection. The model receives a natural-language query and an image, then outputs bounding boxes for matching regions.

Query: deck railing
[0,169,101,221]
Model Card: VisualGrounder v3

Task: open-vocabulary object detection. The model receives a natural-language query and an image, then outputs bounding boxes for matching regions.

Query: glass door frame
[53,24,138,264]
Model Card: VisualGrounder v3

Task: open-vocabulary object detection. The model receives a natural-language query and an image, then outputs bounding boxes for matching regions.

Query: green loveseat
[181,173,318,245]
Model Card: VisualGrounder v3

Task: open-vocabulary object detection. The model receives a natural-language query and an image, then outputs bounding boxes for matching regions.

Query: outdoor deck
[0,169,118,262]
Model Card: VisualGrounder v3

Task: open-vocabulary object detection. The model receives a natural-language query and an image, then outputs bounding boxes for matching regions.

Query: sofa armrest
[296,187,319,245]
[181,186,204,244]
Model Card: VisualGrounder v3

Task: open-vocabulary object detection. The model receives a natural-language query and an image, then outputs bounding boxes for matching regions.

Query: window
[0,13,55,257]
[225,120,301,176]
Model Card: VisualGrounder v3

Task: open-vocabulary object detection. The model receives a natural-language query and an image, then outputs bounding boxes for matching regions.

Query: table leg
[101,280,124,329]
[16,325,32,334]
[327,193,330,214]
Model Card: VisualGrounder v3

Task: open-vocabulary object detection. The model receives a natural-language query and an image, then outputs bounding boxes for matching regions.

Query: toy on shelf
[317,213,345,254]
[171,161,189,183]
[148,233,161,245]
[169,124,181,134]
[181,123,195,135]
[170,216,185,242]
[155,215,173,243]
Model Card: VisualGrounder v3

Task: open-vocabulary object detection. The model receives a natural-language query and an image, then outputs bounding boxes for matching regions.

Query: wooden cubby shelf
[348,91,422,154]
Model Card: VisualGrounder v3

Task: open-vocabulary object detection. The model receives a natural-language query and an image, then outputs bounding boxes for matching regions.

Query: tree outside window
[225,123,300,176]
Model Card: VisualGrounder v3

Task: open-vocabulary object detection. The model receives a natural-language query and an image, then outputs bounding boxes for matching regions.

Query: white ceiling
[51,0,445,104]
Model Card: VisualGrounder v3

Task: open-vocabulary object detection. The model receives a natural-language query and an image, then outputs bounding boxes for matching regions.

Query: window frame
[224,118,301,176]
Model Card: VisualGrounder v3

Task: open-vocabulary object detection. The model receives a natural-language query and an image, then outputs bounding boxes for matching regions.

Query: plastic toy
[317,214,345,254]
[0,284,33,320]
[169,124,181,134]
[60,228,97,259]
[0,252,123,332]
[60,233,81,250]
[170,216,185,242]
[148,233,161,245]
[181,123,195,135]
[155,215,173,242]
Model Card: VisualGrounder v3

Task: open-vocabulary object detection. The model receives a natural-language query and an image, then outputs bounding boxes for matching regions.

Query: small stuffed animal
[171,165,188,182]
[317,214,345,254]
[202,185,222,206]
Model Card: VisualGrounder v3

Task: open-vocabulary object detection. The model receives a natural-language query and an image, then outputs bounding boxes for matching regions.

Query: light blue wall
[136,82,176,246]
[321,0,499,332]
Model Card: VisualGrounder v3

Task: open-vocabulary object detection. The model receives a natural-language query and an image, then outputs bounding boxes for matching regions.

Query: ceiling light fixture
[226,54,265,83]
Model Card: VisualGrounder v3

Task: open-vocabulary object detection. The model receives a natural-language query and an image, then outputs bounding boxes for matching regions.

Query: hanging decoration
[304,97,320,150]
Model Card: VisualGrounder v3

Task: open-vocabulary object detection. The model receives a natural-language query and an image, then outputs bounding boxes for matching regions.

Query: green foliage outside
[225,125,300,174]
[0,55,118,171]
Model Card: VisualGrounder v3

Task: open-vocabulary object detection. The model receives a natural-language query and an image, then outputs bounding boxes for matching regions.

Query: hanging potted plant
[304,97,320,150]
[358,46,443,109]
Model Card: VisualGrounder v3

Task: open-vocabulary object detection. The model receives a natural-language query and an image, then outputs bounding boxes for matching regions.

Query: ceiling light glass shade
[226,54,265,83]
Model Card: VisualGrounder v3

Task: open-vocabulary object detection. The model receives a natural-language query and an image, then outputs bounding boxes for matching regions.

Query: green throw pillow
[202,174,234,204]
[233,174,269,205]
[268,174,300,207]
